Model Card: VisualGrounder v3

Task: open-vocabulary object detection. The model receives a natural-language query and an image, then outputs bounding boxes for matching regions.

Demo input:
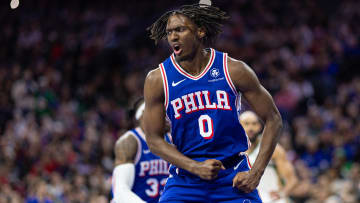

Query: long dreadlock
[147,3,229,46]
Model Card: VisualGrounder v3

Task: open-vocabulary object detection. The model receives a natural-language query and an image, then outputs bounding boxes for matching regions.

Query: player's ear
[197,26,206,39]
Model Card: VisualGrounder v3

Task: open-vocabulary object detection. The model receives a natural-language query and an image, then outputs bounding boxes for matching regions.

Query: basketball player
[143,2,282,202]
[240,111,298,203]
[111,98,170,203]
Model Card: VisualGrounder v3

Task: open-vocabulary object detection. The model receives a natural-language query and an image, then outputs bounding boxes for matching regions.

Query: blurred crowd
[0,0,359,202]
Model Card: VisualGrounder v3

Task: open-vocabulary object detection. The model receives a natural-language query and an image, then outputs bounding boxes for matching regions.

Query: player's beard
[249,133,261,143]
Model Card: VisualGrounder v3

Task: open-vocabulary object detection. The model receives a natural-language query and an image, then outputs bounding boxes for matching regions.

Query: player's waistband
[170,153,248,179]
[221,153,244,169]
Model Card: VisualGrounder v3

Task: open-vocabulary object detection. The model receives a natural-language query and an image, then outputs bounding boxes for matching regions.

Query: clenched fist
[191,159,225,180]
[232,171,261,193]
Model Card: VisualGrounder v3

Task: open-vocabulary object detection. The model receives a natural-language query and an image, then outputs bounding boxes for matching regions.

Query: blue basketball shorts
[159,154,262,203]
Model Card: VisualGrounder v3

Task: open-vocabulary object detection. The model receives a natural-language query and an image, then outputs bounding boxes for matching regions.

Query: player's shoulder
[115,130,138,149]
[226,55,259,90]
[144,66,164,98]
[227,56,251,75]
[114,130,140,164]
[146,66,162,83]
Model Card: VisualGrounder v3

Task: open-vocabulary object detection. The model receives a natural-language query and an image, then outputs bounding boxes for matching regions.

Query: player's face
[240,115,262,142]
[166,14,203,61]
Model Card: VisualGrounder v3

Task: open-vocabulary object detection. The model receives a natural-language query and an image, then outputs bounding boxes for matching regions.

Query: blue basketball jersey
[159,48,250,164]
[111,127,170,203]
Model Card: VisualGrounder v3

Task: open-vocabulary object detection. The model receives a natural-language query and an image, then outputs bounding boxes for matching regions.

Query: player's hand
[232,171,261,193]
[270,190,282,200]
[193,159,225,180]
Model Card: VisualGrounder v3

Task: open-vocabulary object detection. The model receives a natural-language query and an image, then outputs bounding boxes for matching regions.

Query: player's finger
[210,159,221,165]
[211,167,220,173]
[235,184,249,192]
[210,161,222,170]
[220,163,225,170]
[214,160,226,170]
[233,175,246,188]
[232,175,239,187]
[211,174,218,179]
[206,174,216,180]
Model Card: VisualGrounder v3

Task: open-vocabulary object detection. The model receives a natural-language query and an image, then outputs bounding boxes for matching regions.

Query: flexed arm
[112,132,145,203]
[143,68,224,180]
[228,58,283,192]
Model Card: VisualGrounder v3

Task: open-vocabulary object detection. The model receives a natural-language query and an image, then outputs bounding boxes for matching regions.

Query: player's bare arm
[144,68,224,180]
[271,145,298,199]
[114,133,138,166]
[229,58,283,192]
[113,132,147,203]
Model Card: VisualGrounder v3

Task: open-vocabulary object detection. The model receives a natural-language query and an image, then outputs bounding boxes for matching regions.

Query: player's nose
[169,32,179,42]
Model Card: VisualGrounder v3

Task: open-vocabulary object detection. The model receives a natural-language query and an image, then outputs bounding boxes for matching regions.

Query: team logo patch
[210,68,220,78]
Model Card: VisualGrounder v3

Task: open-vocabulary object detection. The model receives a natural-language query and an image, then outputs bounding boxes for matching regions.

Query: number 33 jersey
[111,127,170,203]
[160,48,250,163]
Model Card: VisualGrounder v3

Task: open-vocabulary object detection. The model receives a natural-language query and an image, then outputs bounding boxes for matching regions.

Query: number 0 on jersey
[198,114,214,139]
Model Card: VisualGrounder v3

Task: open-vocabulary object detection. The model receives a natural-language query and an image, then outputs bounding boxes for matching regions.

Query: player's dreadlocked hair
[147,4,229,46]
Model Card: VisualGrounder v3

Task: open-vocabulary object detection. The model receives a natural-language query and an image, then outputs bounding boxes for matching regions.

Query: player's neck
[139,125,145,133]
[176,46,210,76]
[139,119,145,133]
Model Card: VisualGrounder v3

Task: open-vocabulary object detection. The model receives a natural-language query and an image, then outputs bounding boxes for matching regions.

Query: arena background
[0,0,359,202]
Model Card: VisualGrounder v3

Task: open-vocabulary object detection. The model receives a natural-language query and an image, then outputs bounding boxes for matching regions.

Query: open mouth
[173,45,182,55]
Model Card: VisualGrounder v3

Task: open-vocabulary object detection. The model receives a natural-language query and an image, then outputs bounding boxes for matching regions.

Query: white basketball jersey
[248,142,287,203]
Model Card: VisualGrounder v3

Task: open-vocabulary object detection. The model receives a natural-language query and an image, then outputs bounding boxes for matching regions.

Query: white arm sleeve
[112,163,146,203]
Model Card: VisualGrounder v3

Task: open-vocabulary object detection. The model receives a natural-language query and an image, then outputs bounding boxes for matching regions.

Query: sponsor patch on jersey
[208,77,224,82]
[210,67,220,78]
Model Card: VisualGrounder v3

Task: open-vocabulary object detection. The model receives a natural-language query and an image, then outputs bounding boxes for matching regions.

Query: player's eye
[175,27,186,32]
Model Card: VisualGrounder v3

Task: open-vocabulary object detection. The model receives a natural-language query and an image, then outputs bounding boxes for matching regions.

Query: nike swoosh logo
[143,149,151,154]
[234,159,244,170]
[172,79,186,87]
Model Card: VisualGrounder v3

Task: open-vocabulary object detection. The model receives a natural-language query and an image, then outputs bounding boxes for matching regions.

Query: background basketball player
[111,98,170,203]
[240,111,298,203]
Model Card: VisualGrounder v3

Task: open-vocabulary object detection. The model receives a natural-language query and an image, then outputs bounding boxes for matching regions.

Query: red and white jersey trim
[224,53,251,150]
[135,127,146,141]
[159,64,169,110]
[170,48,215,80]
[245,153,252,168]
[124,130,142,165]
[240,152,252,169]
[223,53,238,95]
